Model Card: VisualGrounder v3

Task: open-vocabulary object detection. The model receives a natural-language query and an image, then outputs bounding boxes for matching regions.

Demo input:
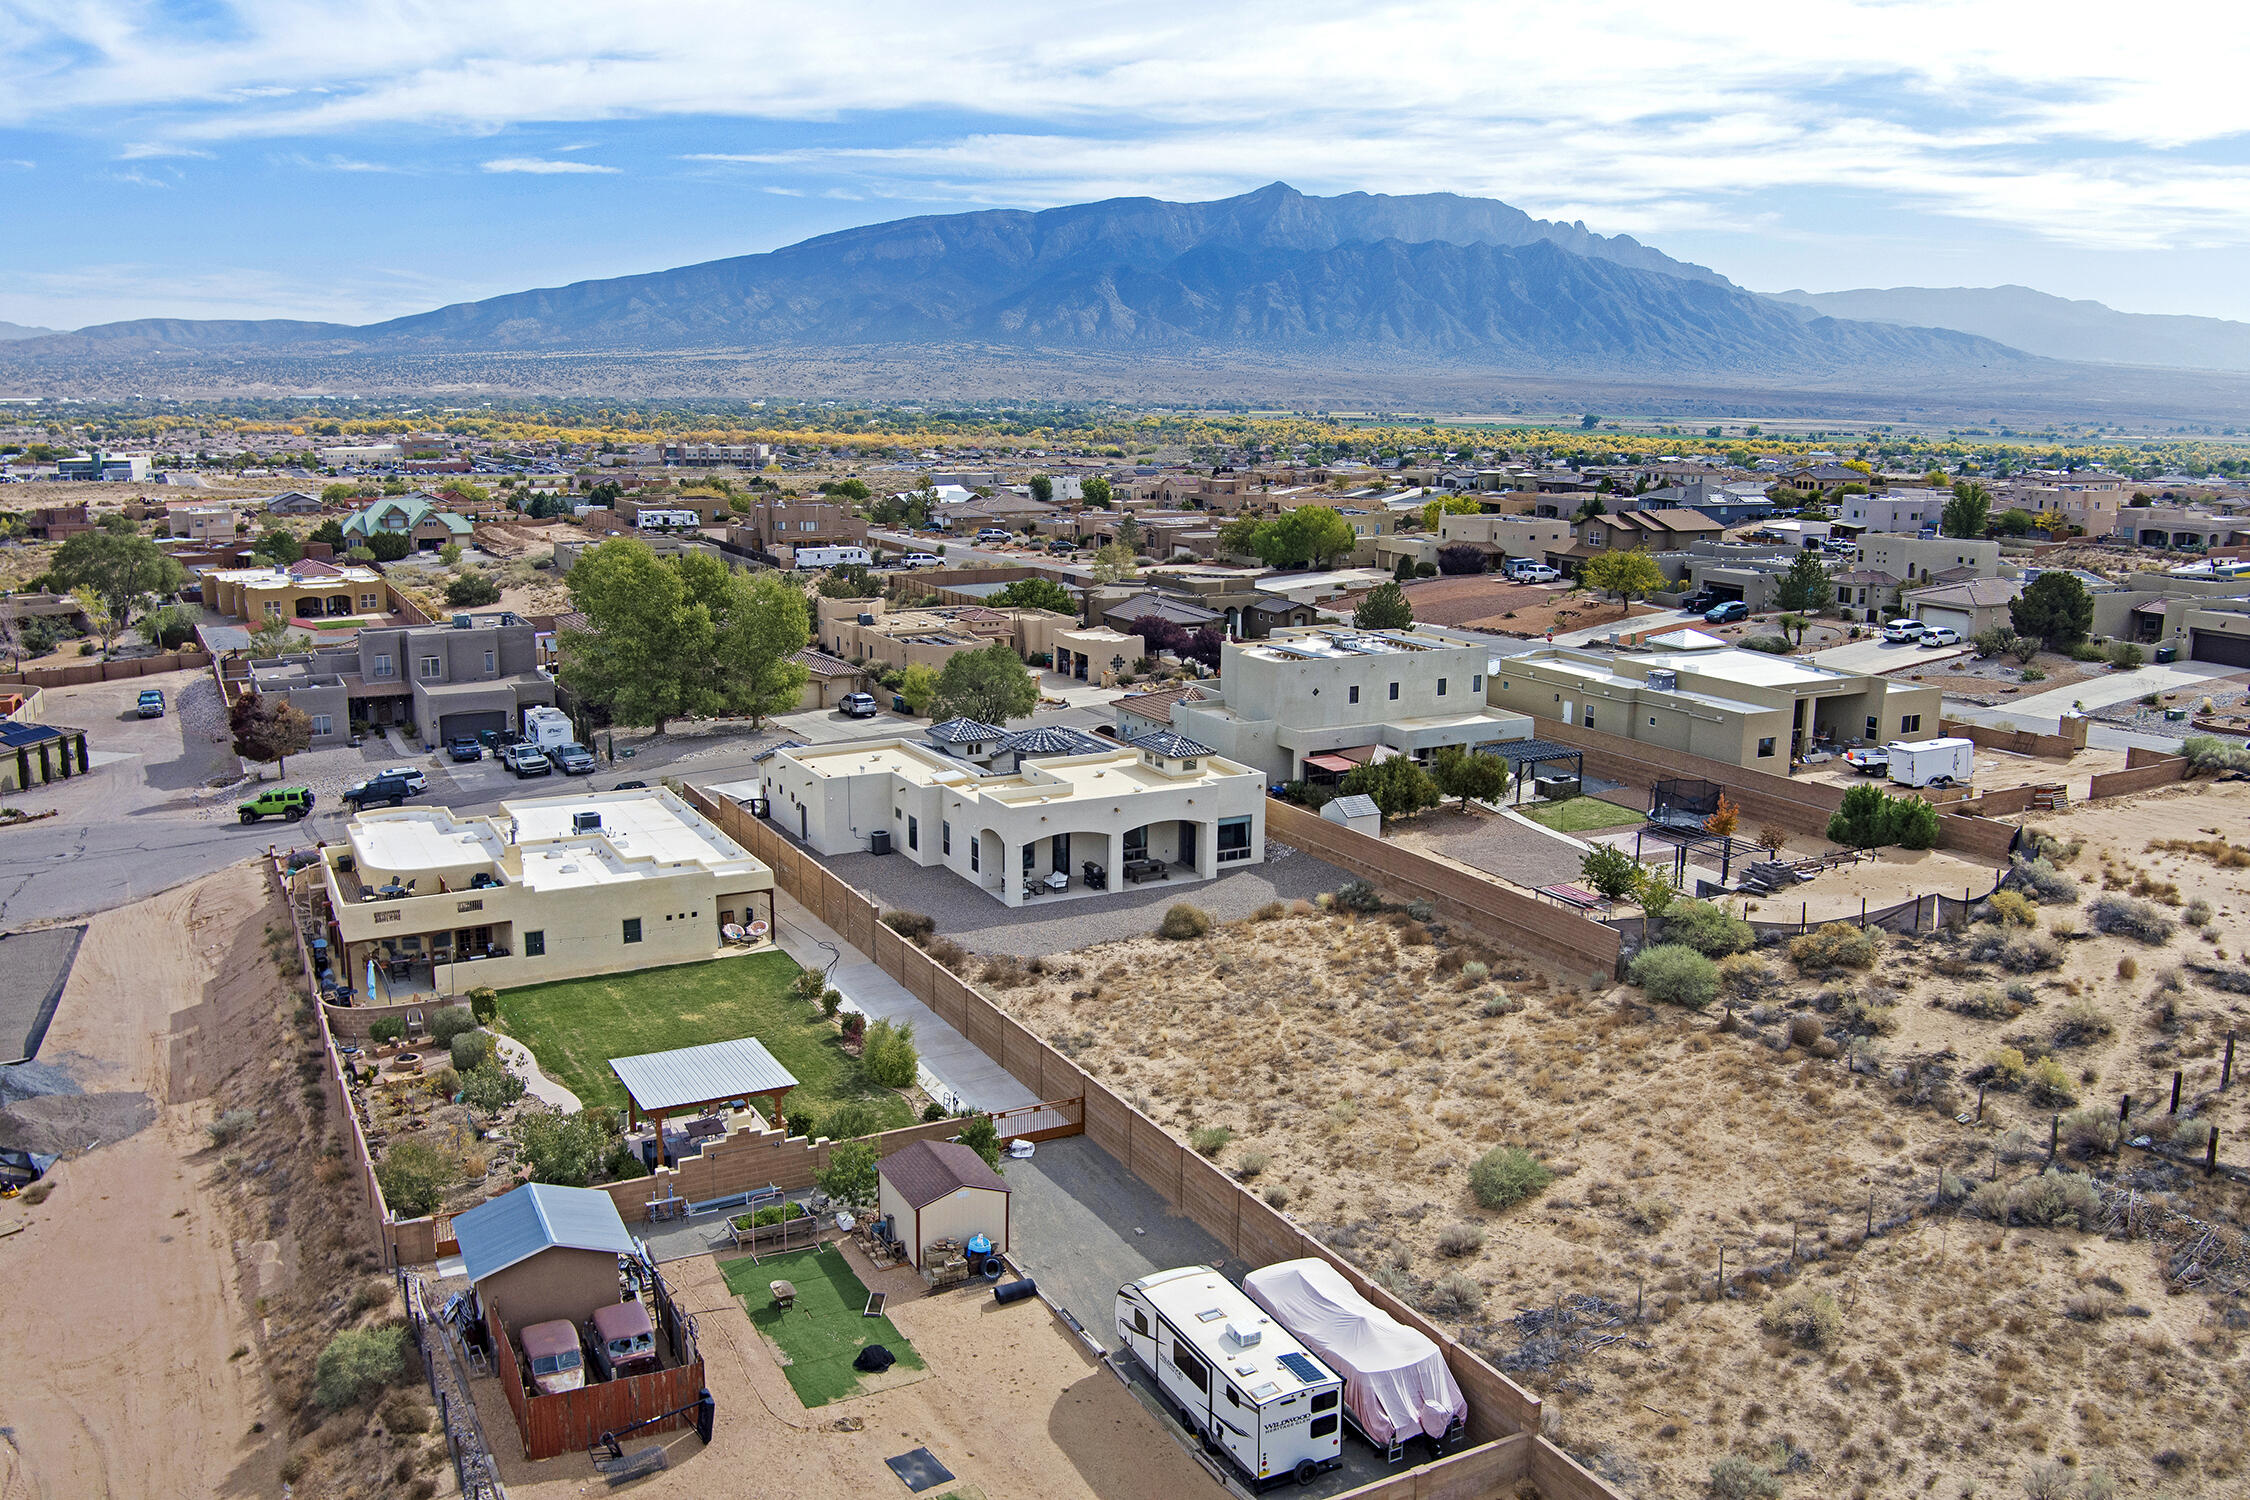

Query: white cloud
[118,141,212,159]
[481,156,621,174]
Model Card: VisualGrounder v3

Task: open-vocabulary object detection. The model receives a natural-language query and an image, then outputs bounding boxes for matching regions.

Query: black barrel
[993,1277,1038,1305]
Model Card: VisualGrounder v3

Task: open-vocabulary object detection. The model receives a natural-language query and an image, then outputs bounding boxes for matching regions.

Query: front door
[1052,833,1068,872]
[799,804,808,840]
[1178,822,1197,867]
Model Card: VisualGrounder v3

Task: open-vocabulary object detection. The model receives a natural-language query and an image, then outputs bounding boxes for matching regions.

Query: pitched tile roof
[999,725,1111,758]
[792,647,861,678]
[1113,684,1208,725]
[879,1138,1009,1209]
[926,715,1003,744]
[1130,729,1215,758]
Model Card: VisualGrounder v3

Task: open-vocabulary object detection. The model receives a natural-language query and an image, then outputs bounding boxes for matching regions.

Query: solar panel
[1277,1352,1327,1384]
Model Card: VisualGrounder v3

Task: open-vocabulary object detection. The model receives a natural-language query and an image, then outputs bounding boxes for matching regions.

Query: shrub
[448,1030,494,1073]
[1760,1283,1841,1348]
[861,1017,919,1088]
[2060,1107,2119,1155]
[458,1063,525,1115]
[1953,986,2018,1020]
[1264,1184,1291,1208]
[1481,993,1521,1017]
[1661,899,1754,957]
[2088,895,2175,945]
[465,986,499,1025]
[513,1106,614,1187]
[2104,640,2145,669]
[1629,943,1720,1008]
[368,1016,405,1045]
[2051,998,2113,1046]
[1987,889,2038,928]
[1253,901,1286,921]
[206,1108,256,1147]
[1469,1146,1553,1210]
[1826,783,1940,850]
[1434,1222,1486,1258]
[2025,1055,2078,1107]
[2185,898,2214,927]
[2009,856,2079,905]
[1457,960,1490,987]
[2023,1459,2077,1500]
[2116,956,2138,981]
[817,1140,879,1206]
[375,1140,455,1216]
[1790,922,1877,972]
[1708,1456,1783,1500]
[1189,1125,1234,1156]
[1999,933,2063,973]
[1158,903,1213,940]
[1716,953,1777,1003]
[1428,1271,1483,1314]
[314,1326,407,1410]
[1787,1013,1823,1048]
[425,1006,476,1047]
[2070,641,2106,662]
[881,909,936,941]
[1739,634,1791,654]
[2008,1168,2101,1229]
[1333,878,1383,913]
[1235,1151,1269,1179]
[2181,734,2250,774]
[1986,1046,2029,1087]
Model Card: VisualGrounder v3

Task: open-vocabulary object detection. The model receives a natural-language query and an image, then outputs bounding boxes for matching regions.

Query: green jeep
[238,786,315,824]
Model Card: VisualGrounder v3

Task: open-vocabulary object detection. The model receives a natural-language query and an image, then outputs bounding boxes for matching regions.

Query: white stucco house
[741,728,1266,906]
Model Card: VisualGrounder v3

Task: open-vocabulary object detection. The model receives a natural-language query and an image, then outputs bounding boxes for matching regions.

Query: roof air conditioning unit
[858,613,877,626]
[1225,1320,1263,1347]
[452,614,471,629]
[1647,669,1677,692]
[572,811,602,834]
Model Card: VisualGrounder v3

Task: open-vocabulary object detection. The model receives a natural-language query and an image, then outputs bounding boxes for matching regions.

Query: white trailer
[792,545,873,571]
[1885,736,1975,788]
[1117,1266,1344,1488]
[520,705,573,750]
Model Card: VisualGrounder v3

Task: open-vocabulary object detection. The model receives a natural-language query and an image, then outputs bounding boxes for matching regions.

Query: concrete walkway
[2002,660,2244,718]
[768,889,1039,1115]
[490,1032,580,1110]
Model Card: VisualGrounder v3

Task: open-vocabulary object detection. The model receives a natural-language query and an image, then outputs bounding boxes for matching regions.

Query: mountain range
[1767,285,2250,372]
[6,184,2024,381]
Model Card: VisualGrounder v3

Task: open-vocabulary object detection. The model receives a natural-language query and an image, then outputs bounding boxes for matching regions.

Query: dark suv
[342,773,418,811]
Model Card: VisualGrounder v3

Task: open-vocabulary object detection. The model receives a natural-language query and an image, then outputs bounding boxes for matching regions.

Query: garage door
[2190,629,2250,668]
[1917,607,1974,637]
[437,708,509,742]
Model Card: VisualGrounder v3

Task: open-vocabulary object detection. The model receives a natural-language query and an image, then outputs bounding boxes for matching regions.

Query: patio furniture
[1043,870,1069,892]
[644,1191,684,1222]
[769,1279,796,1312]
[1123,858,1169,883]
[1534,882,1607,913]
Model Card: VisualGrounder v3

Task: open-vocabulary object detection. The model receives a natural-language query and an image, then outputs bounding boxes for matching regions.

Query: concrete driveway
[1810,637,1973,674]
[2006,660,2247,717]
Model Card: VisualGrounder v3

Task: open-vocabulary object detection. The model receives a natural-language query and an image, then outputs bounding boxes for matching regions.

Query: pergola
[608,1037,800,1158]
[1491,738,1587,805]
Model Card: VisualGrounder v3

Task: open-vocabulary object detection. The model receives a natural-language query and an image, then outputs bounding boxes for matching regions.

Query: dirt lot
[972,779,2250,1498]
[480,1240,1224,1500]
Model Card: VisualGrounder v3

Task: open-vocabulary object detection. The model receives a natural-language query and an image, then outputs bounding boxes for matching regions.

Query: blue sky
[4,1,2248,329]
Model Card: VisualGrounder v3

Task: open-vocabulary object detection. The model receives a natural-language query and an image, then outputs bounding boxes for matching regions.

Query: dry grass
[982,778,2250,1497]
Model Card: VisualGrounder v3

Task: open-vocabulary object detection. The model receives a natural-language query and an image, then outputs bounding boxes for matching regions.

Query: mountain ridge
[1767,284,2250,372]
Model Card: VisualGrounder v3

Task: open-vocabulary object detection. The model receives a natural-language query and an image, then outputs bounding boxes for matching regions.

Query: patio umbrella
[367,956,377,1001]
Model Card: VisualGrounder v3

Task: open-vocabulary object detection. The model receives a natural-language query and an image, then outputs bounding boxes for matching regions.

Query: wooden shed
[452,1182,640,1331]
[876,1139,1010,1270]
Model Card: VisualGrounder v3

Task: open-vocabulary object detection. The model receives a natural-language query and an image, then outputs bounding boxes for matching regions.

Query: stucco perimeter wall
[679,784,1577,1469]
[2091,753,2191,799]
[1261,799,1620,986]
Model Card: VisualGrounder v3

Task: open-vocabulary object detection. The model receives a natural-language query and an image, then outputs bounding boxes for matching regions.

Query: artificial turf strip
[493,951,909,1129]
[1514,796,1647,833]
[723,1246,924,1407]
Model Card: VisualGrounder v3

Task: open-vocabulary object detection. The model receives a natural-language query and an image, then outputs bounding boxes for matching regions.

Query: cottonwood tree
[1942,481,1993,539]
[710,568,811,728]
[990,577,1075,614]
[931,640,1038,725]
[1430,747,1508,812]
[47,530,183,643]
[558,538,716,733]
[1581,549,1665,603]
[1251,507,1357,569]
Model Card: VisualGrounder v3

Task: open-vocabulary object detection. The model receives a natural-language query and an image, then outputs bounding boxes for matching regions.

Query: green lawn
[1515,796,1646,833]
[495,953,911,1129]
[722,1247,923,1407]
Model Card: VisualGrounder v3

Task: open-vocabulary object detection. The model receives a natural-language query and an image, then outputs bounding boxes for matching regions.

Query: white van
[1117,1266,1344,1488]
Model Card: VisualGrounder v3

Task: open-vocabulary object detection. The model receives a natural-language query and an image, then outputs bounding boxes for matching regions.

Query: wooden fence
[487,1297,705,1461]
[1262,799,1621,985]
[0,648,212,689]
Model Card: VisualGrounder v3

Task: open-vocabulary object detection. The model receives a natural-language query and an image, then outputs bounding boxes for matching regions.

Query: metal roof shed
[608,1036,800,1134]
[453,1182,640,1285]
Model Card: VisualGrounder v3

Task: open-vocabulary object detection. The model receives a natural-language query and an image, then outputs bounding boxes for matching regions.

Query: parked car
[1679,591,1716,613]
[587,1301,659,1381]
[1704,600,1750,624]
[1917,626,1962,648]
[1882,618,1927,643]
[512,749,553,779]
[1048,538,1078,554]
[378,766,429,794]
[1511,564,1562,583]
[446,736,484,762]
[613,779,648,789]
[343,773,418,811]
[550,742,597,775]
[237,786,314,824]
[135,688,166,719]
[898,552,941,568]
[1842,745,1890,775]
[838,692,879,718]
[520,1320,587,1396]
[477,727,510,749]
[976,528,1014,544]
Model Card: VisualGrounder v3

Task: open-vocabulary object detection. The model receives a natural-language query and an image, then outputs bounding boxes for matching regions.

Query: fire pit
[390,1051,422,1073]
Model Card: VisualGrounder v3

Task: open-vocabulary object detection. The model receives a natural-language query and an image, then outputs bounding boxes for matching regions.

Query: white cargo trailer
[520,705,573,750]
[792,545,873,570]
[1117,1266,1344,1488]
[1885,736,1975,788]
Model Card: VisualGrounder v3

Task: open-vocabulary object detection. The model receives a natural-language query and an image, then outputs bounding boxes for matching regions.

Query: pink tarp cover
[1242,1258,1467,1446]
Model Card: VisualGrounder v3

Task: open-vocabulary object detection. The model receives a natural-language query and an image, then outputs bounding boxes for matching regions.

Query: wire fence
[1605,872,2008,955]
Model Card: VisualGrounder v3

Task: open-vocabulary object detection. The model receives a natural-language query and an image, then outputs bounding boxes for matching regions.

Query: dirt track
[0,868,283,1500]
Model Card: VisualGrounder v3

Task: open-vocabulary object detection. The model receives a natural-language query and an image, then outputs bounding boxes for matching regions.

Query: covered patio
[610,1037,800,1168]
[1491,738,1587,805]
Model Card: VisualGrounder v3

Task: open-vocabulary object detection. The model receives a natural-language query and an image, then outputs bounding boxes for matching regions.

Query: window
[1471,674,1482,692]
[1124,826,1148,862]
[1217,816,1252,863]
[359,592,379,611]
[1225,1385,1244,1408]
[1348,685,1360,705]
[1757,737,1777,758]
[1865,715,1879,740]
[1389,682,1399,701]
[969,839,980,872]
[310,714,333,736]
[1022,843,1036,873]
[907,815,919,851]
[941,820,951,855]
[1310,1414,1339,1439]
[418,655,442,680]
[1312,1391,1339,1413]
[1171,1342,1210,1393]
[1437,677,1448,697]
[1648,716,1657,726]
[264,601,282,621]
[372,653,394,678]
[1583,710,1595,729]
[483,650,496,674]
[622,918,642,944]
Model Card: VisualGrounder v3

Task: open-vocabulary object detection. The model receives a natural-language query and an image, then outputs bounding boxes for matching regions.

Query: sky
[3,1,2249,330]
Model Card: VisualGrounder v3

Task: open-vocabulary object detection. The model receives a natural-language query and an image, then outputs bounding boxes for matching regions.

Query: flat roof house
[202,557,396,625]
[746,731,1266,907]
[1160,626,1534,785]
[1490,630,1941,767]
[248,611,553,747]
[317,786,775,1000]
